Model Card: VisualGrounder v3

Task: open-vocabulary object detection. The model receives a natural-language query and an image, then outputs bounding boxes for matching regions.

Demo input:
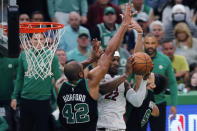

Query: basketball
[133,52,154,75]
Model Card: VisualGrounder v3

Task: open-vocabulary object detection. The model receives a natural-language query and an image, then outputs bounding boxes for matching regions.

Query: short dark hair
[31,10,44,19]
[154,74,168,94]
[162,39,172,45]
[186,70,197,90]
[161,40,176,47]
[56,49,66,53]
[189,63,197,72]
[64,60,83,82]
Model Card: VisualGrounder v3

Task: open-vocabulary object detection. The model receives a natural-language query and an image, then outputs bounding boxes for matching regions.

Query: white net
[19,23,64,80]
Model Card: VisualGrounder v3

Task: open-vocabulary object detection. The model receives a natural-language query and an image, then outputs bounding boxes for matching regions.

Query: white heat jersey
[97,74,126,130]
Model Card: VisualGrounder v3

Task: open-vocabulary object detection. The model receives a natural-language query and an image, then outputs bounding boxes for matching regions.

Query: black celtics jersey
[126,90,155,131]
[57,79,98,131]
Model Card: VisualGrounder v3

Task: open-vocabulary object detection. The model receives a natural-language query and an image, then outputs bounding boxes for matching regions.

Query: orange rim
[0,24,8,33]
[19,22,64,33]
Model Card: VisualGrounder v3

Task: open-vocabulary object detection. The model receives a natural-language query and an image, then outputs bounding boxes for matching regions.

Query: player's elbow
[127,97,144,107]
[132,100,143,107]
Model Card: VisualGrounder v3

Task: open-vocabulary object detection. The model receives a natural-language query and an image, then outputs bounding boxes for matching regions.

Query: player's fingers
[169,110,173,119]
[120,14,124,20]
[131,58,136,65]
[129,3,133,12]
[99,50,104,55]
[92,39,96,46]
[128,56,134,62]
[94,40,100,49]
[128,0,131,10]
[125,3,130,14]
[128,24,134,28]
[170,113,176,120]
[92,38,96,42]
[131,11,138,17]
[98,41,101,46]
[11,102,16,110]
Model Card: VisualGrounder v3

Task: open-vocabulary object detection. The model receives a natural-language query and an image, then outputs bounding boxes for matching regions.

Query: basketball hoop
[19,22,64,80]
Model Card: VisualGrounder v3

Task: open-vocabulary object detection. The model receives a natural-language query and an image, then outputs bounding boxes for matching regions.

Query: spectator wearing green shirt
[162,40,189,86]
[67,30,90,62]
[10,33,62,131]
[132,0,155,24]
[143,34,178,131]
[47,0,88,25]
[0,53,18,131]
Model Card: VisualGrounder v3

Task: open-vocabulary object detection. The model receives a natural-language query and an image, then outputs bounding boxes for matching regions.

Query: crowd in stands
[1,0,197,131]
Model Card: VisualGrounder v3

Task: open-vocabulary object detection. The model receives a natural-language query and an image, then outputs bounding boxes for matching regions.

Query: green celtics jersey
[133,4,153,20]
[0,57,18,102]
[126,90,155,130]
[97,23,120,49]
[57,79,98,131]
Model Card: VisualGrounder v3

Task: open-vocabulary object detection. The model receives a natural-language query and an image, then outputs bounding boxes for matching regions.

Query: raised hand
[129,20,143,33]
[91,39,103,61]
[146,73,156,90]
[120,0,137,26]
[11,99,17,110]
[169,106,177,120]
[126,56,135,76]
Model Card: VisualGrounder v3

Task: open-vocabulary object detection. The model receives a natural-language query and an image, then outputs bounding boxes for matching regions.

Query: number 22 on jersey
[104,87,119,101]
[62,103,90,124]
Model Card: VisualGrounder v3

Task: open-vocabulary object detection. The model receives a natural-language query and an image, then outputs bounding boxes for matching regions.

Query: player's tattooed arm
[100,74,128,95]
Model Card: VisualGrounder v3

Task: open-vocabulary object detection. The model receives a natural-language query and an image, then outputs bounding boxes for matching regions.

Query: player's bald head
[64,61,84,82]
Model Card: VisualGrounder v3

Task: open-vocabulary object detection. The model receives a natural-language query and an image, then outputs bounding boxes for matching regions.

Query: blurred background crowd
[1,0,197,90]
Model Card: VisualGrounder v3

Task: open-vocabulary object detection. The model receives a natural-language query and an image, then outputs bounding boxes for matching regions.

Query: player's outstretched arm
[131,20,143,53]
[105,2,137,57]
[127,20,149,106]
[87,2,136,100]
